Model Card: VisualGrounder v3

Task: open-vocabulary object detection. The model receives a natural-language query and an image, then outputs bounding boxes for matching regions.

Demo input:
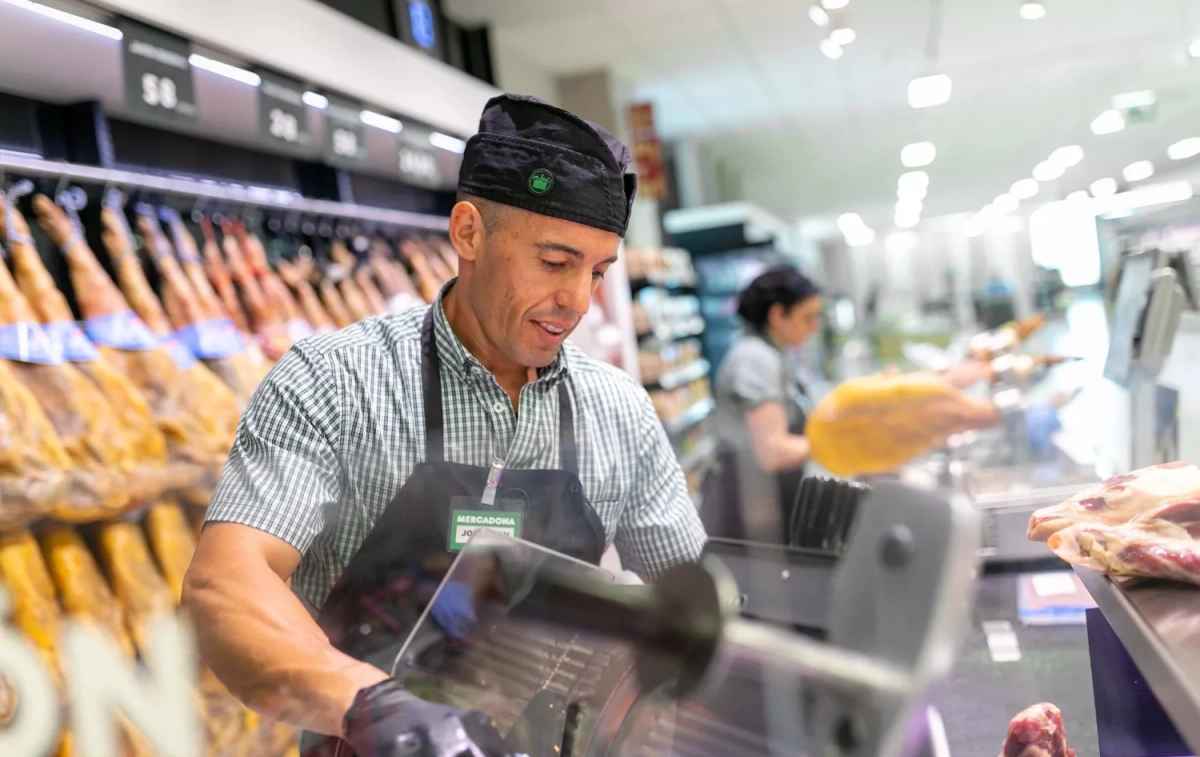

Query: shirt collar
[433,278,570,384]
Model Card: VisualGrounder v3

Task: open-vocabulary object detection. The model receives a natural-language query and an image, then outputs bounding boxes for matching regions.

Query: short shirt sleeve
[205,342,343,555]
[724,338,787,409]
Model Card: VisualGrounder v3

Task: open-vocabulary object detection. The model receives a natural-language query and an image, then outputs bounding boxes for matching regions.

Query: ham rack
[0,152,449,232]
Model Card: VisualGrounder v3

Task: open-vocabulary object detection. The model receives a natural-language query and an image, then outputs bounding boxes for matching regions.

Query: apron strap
[420,307,445,463]
[420,302,580,474]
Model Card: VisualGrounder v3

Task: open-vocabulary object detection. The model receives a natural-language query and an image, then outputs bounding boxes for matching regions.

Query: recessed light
[1122,160,1154,182]
[1090,177,1118,198]
[837,213,865,231]
[898,170,930,190]
[995,193,1019,213]
[895,212,920,229]
[1090,109,1126,135]
[896,199,924,216]
[1168,137,1200,161]
[820,38,844,60]
[900,141,936,168]
[1033,161,1065,182]
[822,0,849,9]
[1049,145,1084,168]
[360,110,404,133]
[809,4,830,26]
[1018,1,1046,20]
[1011,178,1039,199]
[845,227,876,247]
[830,26,857,45]
[1112,90,1156,110]
[1190,37,1200,58]
[898,182,928,202]
[886,231,920,253]
[302,91,329,109]
[1066,190,1091,202]
[908,74,952,109]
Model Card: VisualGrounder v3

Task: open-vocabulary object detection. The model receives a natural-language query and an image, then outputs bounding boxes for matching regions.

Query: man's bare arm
[182,523,388,736]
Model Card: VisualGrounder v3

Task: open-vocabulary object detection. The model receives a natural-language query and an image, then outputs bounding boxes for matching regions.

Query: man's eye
[541,260,567,271]
[592,269,607,281]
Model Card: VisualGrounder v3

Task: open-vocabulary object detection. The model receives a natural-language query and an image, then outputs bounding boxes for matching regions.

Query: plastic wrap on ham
[999,703,1074,757]
[1028,461,1200,541]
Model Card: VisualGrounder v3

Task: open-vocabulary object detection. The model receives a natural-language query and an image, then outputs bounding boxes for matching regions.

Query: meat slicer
[389,479,980,757]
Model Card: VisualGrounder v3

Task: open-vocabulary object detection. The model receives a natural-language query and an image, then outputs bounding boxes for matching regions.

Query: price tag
[258,70,311,153]
[324,95,367,168]
[118,18,197,125]
[397,124,445,189]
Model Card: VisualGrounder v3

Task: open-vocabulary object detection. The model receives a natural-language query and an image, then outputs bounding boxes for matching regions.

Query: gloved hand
[1024,401,1063,455]
[429,580,476,642]
[343,679,512,757]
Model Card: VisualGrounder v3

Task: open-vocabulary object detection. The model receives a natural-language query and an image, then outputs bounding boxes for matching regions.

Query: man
[182,94,707,756]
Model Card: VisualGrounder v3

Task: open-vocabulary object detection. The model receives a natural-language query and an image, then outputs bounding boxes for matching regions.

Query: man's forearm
[183,555,388,736]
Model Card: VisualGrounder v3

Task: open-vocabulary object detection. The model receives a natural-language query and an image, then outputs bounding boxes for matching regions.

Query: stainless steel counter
[1075,568,1200,753]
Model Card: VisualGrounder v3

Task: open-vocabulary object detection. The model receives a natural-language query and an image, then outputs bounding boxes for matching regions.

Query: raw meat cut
[1027,462,1200,541]
[32,193,230,497]
[806,371,1000,476]
[999,703,1074,757]
[1048,497,1200,585]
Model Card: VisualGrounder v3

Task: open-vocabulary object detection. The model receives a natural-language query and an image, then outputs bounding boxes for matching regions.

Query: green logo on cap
[528,168,554,196]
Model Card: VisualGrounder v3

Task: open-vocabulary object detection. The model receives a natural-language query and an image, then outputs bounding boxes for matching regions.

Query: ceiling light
[995,193,1019,213]
[808,4,830,26]
[821,0,849,8]
[845,226,876,247]
[1066,190,1091,202]
[189,54,262,86]
[1032,160,1065,182]
[898,170,930,190]
[1168,137,1200,160]
[1123,160,1154,182]
[1018,1,1046,20]
[0,0,123,39]
[900,141,936,168]
[898,182,928,201]
[1190,37,1200,58]
[1090,109,1125,135]
[895,211,920,229]
[1112,90,1156,110]
[830,26,857,45]
[837,213,865,232]
[820,38,844,60]
[1011,178,1039,199]
[302,91,329,109]
[429,132,466,153]
[886,231,919,253]
[896,199,924,216]
[1090,177,1118,198]
[1003,216,1025,234]
[908,74,952,109]
[360,110,403,133]
[1049,145,1084,168]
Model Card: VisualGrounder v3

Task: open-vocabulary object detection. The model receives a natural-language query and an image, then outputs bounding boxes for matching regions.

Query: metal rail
[0,153,450,232]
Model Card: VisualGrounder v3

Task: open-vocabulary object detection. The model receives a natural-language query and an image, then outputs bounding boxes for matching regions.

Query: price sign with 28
[119,18,197,124]
[258,70,311,153]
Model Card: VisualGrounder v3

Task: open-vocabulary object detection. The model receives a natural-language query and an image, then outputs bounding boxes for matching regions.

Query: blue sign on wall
[409,1,436,49]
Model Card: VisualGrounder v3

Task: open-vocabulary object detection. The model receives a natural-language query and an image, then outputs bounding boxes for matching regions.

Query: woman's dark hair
[736,266,821,329]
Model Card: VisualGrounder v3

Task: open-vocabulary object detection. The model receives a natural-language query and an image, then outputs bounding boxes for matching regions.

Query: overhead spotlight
[821,0,849,9]
[898,182,928,202]
[898,170,930,190]
[896,199,924,216]
[1018,1,1046,20]
[845,226,876,247]
[1090,177,1118,198]
[1190,37,1200,58]
[1168,137,1200,160]
[1049,145,1084,168]
[895,211,920,229]
[1033,160,1065,182]
[1002,216,1025,234]
[820,38,844,60]
[830,25,857,45]
[1090,109,1125,135]
[886,231,920,253]
[1011,178,1039,199]
[1066,190,1091,202]
[1112,90,1156,110]
[908,74,952,109]
[901,141,936,168]
[809,4,831,26]
[995,193,1020,213]
[1123,160,1154,182]
[837,213,866,232]
[302,91,329,109]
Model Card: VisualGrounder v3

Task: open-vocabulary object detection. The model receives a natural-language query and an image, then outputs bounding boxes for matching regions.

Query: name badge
[447,495,523,552]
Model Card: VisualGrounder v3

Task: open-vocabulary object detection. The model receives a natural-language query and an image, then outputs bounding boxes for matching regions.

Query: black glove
[342,679,514,757]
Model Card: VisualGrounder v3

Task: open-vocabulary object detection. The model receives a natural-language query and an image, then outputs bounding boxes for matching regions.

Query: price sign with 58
[119,18,197,123]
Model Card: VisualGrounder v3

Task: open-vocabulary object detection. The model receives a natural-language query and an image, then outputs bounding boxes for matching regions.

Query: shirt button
[492,401,506,414]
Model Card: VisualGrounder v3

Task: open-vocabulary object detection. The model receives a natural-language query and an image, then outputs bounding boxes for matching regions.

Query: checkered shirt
[205,287,707,612]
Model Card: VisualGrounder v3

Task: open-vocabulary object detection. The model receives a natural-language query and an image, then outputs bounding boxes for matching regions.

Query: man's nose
[556,271,593,315]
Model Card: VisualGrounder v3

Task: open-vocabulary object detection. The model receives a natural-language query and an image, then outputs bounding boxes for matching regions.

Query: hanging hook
[4,180,35,247]
[55,186,89,247]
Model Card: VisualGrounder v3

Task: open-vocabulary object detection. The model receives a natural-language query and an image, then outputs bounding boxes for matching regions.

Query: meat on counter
[1000,703,1075,757]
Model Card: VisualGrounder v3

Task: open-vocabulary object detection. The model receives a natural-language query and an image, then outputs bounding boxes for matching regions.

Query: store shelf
[1075,568,1200,753]
[678,436,718,473]
[662,397,715,437]
[648,359,711,392]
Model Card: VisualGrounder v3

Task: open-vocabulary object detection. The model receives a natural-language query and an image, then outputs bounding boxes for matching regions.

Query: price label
[258,70,311,153]
[119,18,197,124]
[324,95,368,168]
[396,124,445,189]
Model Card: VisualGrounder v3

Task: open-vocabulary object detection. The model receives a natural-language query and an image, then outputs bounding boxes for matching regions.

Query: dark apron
[303,308,606,757]
[701,386,808,545]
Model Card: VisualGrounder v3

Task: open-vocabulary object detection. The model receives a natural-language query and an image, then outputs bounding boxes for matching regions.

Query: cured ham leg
[999,703,1074,757]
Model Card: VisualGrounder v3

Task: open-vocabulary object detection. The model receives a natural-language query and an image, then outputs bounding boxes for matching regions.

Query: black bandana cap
[457,93,638,236]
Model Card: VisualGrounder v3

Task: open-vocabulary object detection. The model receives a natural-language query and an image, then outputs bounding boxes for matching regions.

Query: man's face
[450,201,621,368]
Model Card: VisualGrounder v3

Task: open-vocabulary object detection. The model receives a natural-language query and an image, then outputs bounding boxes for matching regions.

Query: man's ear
[449,201,484,263]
